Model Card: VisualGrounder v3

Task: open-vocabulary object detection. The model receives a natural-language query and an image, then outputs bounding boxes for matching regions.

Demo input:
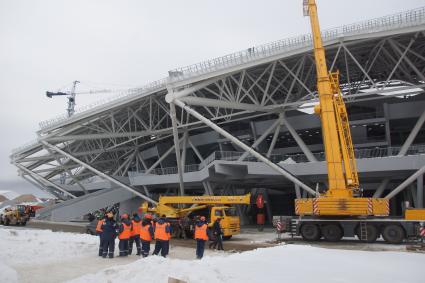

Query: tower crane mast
[46,80,80,117]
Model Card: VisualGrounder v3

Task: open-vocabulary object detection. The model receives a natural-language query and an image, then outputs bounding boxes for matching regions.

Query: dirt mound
[13,194,38,203]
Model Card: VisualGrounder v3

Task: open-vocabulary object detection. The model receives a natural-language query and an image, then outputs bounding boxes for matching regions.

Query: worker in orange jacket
[140,214,154,257]
[152,216,171,257]
[128,213,142,255]
[194,216,209,259]
[118,213,132,256]
[96,215,106,256]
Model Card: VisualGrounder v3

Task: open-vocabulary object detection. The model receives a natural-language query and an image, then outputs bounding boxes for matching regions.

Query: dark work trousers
[102,238,115,258]
[196,239,206,259]
[141,240,151,257]
[118,239,129,256]
[128,236,142,255]
[153,240,169,257]
[209,234,224,250]
[98,234,104,256]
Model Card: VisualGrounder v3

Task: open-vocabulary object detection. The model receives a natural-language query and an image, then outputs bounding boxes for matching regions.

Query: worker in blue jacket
[101,212,118,258]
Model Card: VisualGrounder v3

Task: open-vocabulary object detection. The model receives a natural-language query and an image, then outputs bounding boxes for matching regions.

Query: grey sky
[1,0,424,197]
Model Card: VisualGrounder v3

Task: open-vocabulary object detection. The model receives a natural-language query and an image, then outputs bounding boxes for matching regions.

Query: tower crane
[46,80,80,117]
[46,81,114,117]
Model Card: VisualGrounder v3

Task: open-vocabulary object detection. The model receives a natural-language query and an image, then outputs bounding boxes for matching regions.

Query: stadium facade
[10,7,425,223]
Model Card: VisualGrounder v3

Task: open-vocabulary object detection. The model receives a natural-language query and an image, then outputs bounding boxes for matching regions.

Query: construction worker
[118,213,132,256]
[128,213,142,255]
[152,216,171,257]
[140,214,154,257]
[209,218,224,250]
[194,216,209,259]
[101,212,117,258]
[164,216,172,256]
[96,214,106,256]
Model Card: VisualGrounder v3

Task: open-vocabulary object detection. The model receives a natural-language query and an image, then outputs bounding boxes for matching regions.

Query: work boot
[109,253,114,259]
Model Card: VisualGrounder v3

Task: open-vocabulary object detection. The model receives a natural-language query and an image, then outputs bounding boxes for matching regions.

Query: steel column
[385,165,425,200]
[238,118,281,161]
[398,109,425,156]
[169,102,185,196]
[174,99,317,196]
[281,114,317,162]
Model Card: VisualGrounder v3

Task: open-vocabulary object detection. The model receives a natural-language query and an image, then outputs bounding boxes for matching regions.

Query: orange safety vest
[154,223,168,241]
[194,223,208,240]
[96,219,104,232]
[131,220,142,237]
[140,224,152,241]
[119,222,131,240]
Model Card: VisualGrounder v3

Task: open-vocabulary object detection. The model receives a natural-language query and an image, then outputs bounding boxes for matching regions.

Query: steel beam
[41,141,158,204]
[174,99,317,196]
[21,174,62,200]
[398,109,425,156]
[385,165,425,200]
[281,114,317,162]
[169,102,185,196]
[238,118,281,161]
[15,163,76,199]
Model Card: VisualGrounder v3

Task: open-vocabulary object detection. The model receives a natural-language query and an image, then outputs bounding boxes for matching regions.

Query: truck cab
[209,206,240,239]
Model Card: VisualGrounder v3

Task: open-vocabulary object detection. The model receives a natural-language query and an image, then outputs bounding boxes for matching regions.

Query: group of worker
[96,213,224,259]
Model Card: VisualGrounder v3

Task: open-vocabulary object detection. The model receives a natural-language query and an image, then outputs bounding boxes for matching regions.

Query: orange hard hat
[144,214,152,220]
[121,213,128,219]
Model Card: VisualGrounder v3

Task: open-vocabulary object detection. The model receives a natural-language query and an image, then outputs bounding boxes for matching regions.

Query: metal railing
[169,7,425,82]
[38,78,167,130]
[35,7,425,132]
[128,144,425,176]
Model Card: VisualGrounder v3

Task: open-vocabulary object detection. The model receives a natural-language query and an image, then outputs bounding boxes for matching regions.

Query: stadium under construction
[10,6,425,224]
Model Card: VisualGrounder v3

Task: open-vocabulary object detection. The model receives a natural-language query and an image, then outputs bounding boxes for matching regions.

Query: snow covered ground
[0,227,424,283]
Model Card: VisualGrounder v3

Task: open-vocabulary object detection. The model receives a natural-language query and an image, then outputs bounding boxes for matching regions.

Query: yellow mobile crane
[140,194,251,239]
[277,0,425,244]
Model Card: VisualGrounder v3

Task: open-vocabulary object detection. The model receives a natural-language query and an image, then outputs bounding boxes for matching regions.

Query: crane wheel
[382,224,405,244]
[300,223,321,241]
[321,224,343,242]
[356,224,378,243]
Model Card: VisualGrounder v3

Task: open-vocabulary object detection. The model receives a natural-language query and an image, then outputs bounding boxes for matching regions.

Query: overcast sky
[1,0,424,197]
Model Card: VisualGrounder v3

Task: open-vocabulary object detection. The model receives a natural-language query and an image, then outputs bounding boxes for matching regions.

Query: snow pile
[68,244,425,283]
[0,227,424,283]
[0,229,98,266]
[0,262,19,282]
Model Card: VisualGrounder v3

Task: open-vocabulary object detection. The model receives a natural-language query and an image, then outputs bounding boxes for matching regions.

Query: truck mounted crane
[140,194,251,240]
[276,0,425,244]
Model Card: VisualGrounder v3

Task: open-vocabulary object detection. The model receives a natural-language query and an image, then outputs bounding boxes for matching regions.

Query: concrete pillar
[383,103,392,147]
[295,183,301,199]
[417,175,424,208]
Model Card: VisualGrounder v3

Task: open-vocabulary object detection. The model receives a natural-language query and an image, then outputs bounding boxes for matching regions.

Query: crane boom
[305,0,358,197]
[295,0,389,217]
[157,194,251,205]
